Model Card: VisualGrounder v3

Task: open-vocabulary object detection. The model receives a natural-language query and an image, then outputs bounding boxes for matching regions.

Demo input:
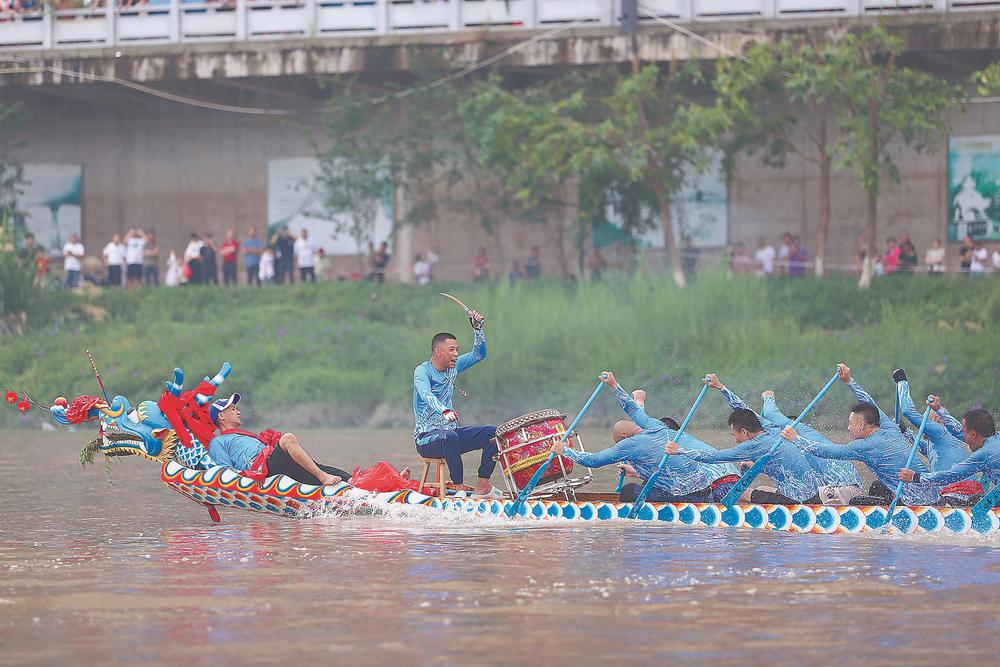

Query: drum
[493,409,576,492]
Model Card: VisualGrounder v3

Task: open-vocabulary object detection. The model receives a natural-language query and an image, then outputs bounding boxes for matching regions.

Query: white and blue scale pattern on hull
[161,461,1000,535]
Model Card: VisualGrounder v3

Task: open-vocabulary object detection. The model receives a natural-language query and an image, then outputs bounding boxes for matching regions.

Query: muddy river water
[2,429,999,666]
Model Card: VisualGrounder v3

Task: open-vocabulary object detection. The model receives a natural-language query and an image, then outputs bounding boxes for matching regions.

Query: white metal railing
[0,0,995,51]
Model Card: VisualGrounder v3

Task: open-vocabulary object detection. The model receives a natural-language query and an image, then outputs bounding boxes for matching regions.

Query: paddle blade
[720,453,772,509]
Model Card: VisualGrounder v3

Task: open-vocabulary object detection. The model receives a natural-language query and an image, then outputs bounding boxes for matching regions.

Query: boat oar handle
[885,400,933,530]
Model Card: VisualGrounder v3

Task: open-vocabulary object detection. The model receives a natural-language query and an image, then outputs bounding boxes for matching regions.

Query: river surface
[2,428,1000,666]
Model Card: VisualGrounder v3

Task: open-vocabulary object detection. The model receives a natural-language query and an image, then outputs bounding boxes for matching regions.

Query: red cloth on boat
[351,461,423,494]
[65,395,102,423]
[157,381,219,449]
[710,474,740,490]
[218,428,284,481]
[940,480,983,497]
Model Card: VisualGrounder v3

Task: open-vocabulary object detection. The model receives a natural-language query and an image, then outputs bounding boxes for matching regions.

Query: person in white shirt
[259,248,276,284]
[777,232,792,275]
[992,243,1000,273]
[103,233,126,288]
[293,229,316,283]
[165,251,181,287]
[62,233,84,288]
[925,238,946,275]
[124,228,147,290]
[970,241,988,276]
[413,250,438,286]
[183,234,205,285]
[753,236,776,277]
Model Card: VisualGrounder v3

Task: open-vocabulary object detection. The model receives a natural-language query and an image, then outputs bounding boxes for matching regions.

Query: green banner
[948,135,1000,241]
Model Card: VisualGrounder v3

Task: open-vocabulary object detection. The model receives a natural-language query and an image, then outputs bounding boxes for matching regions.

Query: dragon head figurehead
[50,362,232,468]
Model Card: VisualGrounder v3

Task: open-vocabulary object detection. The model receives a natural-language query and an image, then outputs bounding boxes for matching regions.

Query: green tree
[832,27,959,288]
[714,37,841,276]
[971,61,1000,97]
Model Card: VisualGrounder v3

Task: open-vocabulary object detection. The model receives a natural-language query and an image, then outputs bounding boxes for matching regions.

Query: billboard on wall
[20,164,82,256]
[267,157,393,256]
[948,135,1000,241]
[602,150,728,249]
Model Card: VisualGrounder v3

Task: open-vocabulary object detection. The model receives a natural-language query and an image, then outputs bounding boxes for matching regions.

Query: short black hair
[963,408,997,438]
[850,402,880,427]
[659,416,681,430]
[431,332,457,351]
[728,408,763,434]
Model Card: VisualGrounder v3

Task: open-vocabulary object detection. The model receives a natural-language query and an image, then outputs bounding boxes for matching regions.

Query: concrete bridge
[0,2,997,282]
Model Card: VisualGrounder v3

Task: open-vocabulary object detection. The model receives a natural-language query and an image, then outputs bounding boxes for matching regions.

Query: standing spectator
[730,242,754,276]
[220,228,239,286]
[201,233,219,285]
[472,247,490,282]
[271,226,296,284]
[143,231,160,286]
[124,228,146,290]
[17,233,34,260]
[925,238,946,275]
[587,246,607,281]
[369,241,390,283]
[314,247,328,282]
[753,236,776,277]
[33,245,50,285]
[242,226,263,287]
[259,247,276,284]
[992,243,1000,274]
[970,241,988,277]
[897,234,918,273]
[294,229,316,283]
[777,232,793,275]
[508,260,525,284]
[165,250,180,287]
[681,235,699,280]
[852,232,869,277]
[525,245,542,279]
[102,233,126,287]
[472,247,490,283]
[788,236,808,277]
[413,252,436,286]
[883,237,900,275]
[184,233,204,285]
[959,235,973,274]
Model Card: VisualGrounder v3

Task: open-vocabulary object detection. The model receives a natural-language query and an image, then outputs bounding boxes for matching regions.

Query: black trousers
[619,483,713,503]
[299,267,316,283]
[223,262,237,285]
[749,489,821,505]
[107,265,122,287]
[849,481,894,506]
[265,443,350,485]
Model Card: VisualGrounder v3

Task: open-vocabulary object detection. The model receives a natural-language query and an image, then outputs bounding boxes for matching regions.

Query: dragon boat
[36,363,1000,536]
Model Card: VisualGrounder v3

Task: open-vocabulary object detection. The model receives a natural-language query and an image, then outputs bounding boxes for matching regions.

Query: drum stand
[494,430,594,502]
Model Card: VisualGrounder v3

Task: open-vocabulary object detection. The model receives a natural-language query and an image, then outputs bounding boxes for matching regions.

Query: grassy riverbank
[2,273,997,429]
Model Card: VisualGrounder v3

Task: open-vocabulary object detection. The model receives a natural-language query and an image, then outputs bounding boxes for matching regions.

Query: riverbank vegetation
[2,273,997,429]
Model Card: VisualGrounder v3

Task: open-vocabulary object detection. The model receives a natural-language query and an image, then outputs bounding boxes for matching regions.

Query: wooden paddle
[883,400,932,531]
[505,375,607,518]
[720,371,840,509]
[626,379,711,519]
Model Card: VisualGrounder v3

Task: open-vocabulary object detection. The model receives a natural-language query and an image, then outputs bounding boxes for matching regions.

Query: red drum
[494,409,575,491]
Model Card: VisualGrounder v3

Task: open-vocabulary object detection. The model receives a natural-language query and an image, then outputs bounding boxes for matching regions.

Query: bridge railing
[0,0,996,52]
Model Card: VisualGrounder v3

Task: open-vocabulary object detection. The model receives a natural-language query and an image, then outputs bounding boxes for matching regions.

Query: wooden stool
[418,457,448,499]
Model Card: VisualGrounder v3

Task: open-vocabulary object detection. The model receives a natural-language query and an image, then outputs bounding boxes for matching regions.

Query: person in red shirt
[883,236,901,275]
[220,228,239,286]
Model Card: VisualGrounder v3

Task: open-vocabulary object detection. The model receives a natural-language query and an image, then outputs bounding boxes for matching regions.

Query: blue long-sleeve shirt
[413,329,486,441]
[794,378,937,505]
[937,406,964,440]
[898,380,970,472]
[723,386,860,488]
[561,384,711,496]
[917,434,1000,487]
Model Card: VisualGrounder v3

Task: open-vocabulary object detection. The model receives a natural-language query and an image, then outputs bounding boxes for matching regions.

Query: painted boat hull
[161,461,1000,535]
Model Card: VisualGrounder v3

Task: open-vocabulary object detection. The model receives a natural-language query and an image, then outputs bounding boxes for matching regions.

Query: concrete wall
[15,94,1000,281]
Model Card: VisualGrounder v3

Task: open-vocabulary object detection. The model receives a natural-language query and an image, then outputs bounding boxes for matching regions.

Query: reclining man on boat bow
[208,393,353,486]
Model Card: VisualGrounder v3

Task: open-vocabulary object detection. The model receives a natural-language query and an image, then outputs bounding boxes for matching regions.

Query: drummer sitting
[412,311,499,497]
[553,371,715,503]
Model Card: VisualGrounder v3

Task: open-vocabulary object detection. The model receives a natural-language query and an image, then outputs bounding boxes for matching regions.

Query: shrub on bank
[1,274,996,429]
